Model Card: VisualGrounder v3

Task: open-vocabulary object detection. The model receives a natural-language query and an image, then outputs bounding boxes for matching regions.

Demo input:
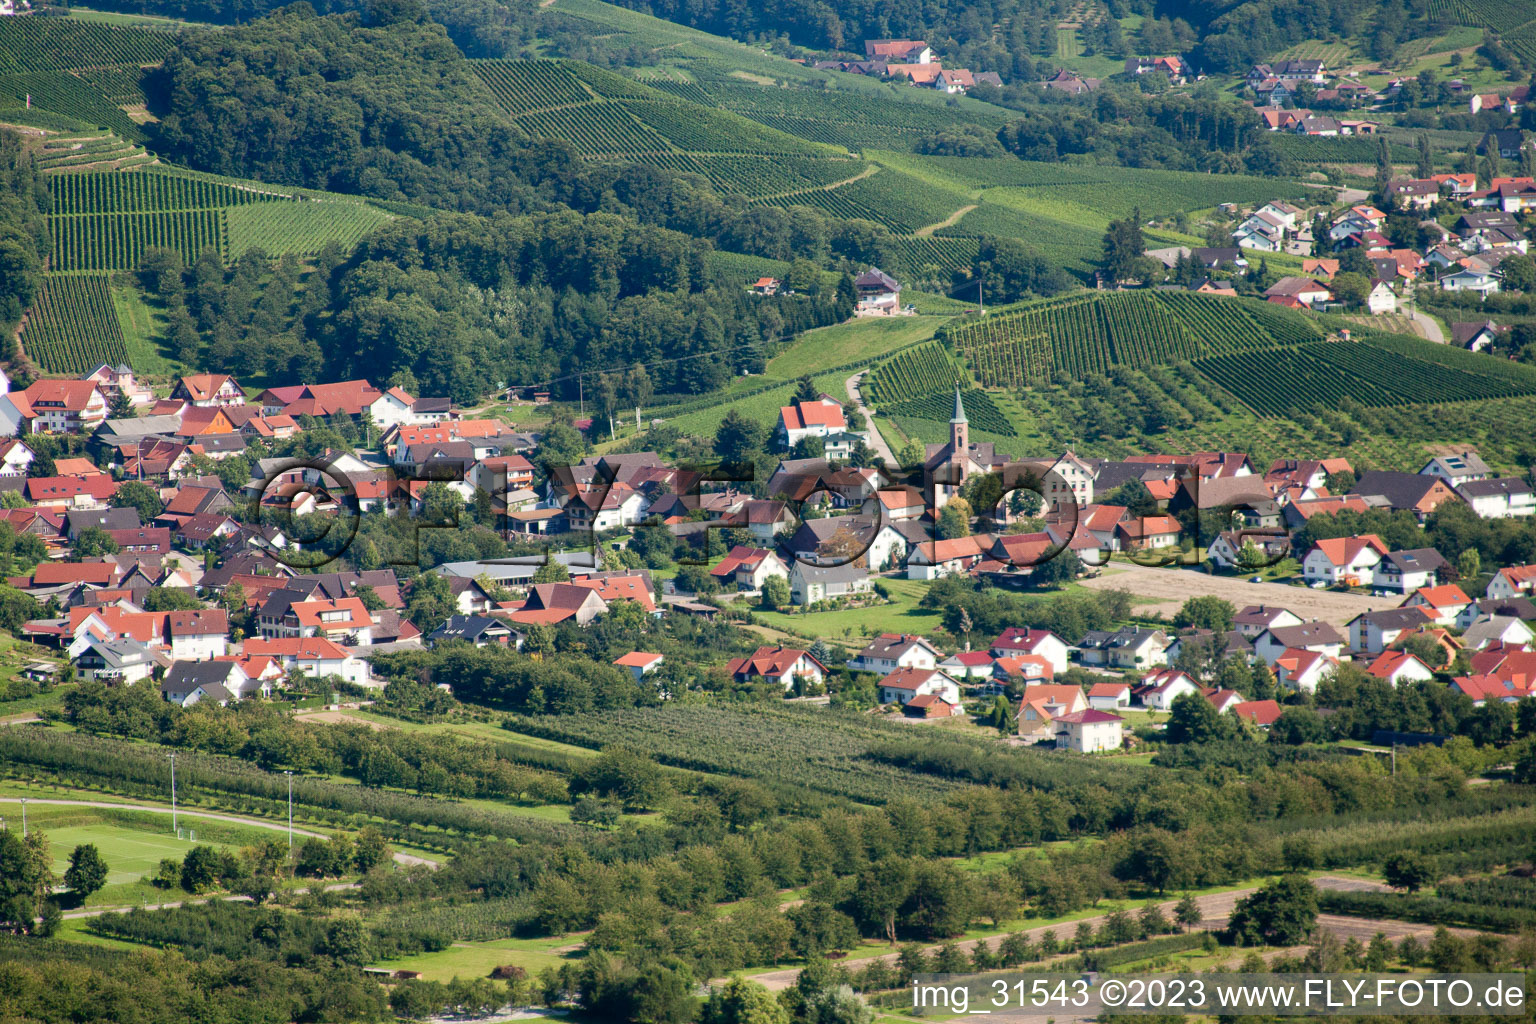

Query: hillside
[859,290,1536,471]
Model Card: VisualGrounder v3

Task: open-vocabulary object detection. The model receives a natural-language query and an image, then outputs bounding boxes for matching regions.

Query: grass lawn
[753,577,944,643]
[4,800,274,909]
[372,934,580,983]
[767,317,944,379]
[112,284,179,380]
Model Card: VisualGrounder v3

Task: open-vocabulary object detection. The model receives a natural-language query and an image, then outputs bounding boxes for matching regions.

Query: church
[922,386,1013,508]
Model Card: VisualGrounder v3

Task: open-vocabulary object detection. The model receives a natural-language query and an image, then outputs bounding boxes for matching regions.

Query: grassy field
[2,800,274,908]
[751,577,943,643]
[372,934,579,982]
[766,317,944,379]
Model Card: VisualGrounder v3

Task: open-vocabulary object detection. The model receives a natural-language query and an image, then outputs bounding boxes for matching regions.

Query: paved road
[0,797,438,868]
[741,876,1390,992]
[1078,561,1399,629]
[845,370,898,468]
[1408,307,1445,343]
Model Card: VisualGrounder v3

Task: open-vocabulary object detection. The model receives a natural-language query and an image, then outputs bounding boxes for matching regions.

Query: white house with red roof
[991,654,1054,686]
[725,645,825,689]
[1136,669,1200,710]
[171,374,245,408]
[1487,564,1536,600]
[776,397,847,449]
[0,380,108,435]
[613,651,664,680]
[244,637,372,687]
[1365,650,1434,686]
[1203,687,1243,714]
[1053,709,1123,753]
[1451,672,1534,705]
[1402,584,1472,626]
[938,650,995,679]
[0,438,33,476]
[989,627,1070,674]
[711,545,789,591]
[264,596,373,645]
[1302,533,1388,586]
[1231,699,1282,727]
[877,666,961,707]
[1274,647,1338,693]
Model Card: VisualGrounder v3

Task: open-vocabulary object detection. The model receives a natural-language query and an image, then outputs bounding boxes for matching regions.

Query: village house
[1087,681,1132,710]
[1365,649,1435,686]
[848,632,941,674]
[1135,668,1200,710]
[1076,626,1169,670]
[1373,548,1448,593]
[1303,534,1388,586]
[726,644,826,690]
[789,560,872,605]
[1255,621,1346,666]
[1053,709,1124,753]
[1353,471,1462,522]
[0,380,108,435]
[1347,606,1435,655]
[853,268,901,311]
[877,666,961,707]
[990,627,1071,674]
[776,396,849,450]
[1274,647,1339,693]
[1488,564,1536,599]
[711,545,790,591]
[1402,584,1473,626]
[427,614,519,648]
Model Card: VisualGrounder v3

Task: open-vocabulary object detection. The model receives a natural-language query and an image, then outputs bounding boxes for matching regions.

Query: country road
[1078,561,1400,629]
[1408,307,1445,343]
[0,797,438,868]
[845,369,898,467]
[740,876,1392,992]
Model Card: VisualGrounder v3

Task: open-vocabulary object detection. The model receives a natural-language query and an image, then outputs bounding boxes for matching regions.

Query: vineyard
[50,209,224,271]
[867,342,960,406]
[939,291,1330,388]
[33,131,152,173]
[49,171,281,214]
[0,17,175,74]
[19,274,130,374]
[884,389,1013,435]
[224,201,395,258]
[0,71,142,139]
[1194,336,1536,415]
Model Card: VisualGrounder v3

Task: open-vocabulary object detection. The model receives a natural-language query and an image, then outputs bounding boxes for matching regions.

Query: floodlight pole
[169,753,177,834]
[285,770,294,851]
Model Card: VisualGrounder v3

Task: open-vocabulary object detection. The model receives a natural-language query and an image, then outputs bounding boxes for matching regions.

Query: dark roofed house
[66,507,140,538]
[427,614,520,648]
[853,268,901,310]
[1353,470,1462,521]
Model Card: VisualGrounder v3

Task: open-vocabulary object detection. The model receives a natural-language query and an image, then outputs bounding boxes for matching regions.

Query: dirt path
[740,876,1389,991]
[914,204,977,238]
[845,369,898,468]
[754,163,878,203]
[2,797,437,868]
[1078,562,1399,630]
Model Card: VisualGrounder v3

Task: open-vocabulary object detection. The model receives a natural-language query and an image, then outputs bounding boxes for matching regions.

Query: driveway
[845,370,898,468]
[1077,562,1400,629]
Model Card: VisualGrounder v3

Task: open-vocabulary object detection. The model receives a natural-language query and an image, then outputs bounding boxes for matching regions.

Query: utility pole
[19,799,25,837]
[578,374,584,418]
[169,753,177,835]
[284,770,294,851]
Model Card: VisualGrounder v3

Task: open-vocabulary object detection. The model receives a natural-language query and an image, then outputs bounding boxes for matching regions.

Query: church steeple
[949,382,968,453]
